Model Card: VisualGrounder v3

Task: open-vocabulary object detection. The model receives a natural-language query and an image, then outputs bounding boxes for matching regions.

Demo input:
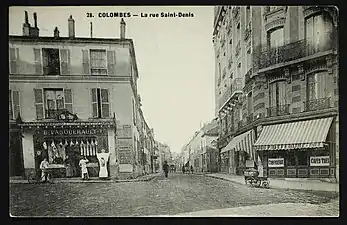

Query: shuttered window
[107,51,116,75]
[9,90,20,120]
[64,89,73,113]
[60,49,70,75]
[82,50,90,75]
[9,48,19,74]
[34,89,44,119]
[33,48,42,75]
[91,88,110,118]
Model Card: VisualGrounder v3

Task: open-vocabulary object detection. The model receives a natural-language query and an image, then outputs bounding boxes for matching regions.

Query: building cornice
[9,74,132,83]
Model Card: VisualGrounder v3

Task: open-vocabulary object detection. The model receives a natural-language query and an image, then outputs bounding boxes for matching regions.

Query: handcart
[244,168,270,188]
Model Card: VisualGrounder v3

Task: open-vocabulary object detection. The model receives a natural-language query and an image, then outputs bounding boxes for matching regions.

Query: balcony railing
[253,31,336,71]
[304,97,331,112]
[45,109,62,119]
[246,113,254,123]
[232,6,240,19]
[244,22,252,41]
[267,104,290,117]
[231,78,243,96]
[235,41,241,57]
[245,68,252,84]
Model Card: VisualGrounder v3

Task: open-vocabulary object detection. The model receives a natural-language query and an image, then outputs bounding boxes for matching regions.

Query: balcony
[231,78,243,97]
[267,104,290,117]
[244,22,252,41]
[253,31,336,71]
[232,6,240,19]
[304,97,331,112]
[218,86,232,110]
[246,113,254,123]
[245,68,252,84]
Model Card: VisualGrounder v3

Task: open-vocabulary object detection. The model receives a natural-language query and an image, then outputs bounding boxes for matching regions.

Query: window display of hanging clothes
[47,146,54,163]
[96,152,110,178]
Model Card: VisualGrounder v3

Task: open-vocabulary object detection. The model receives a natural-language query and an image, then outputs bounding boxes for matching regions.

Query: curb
[205,174,339,193]
[10,174,160,184]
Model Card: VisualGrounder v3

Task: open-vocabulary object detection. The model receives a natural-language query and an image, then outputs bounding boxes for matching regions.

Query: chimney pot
[68,15,75,38]
[120,18,126,39]
[25,11,29,24]
[33,12,37,27]
[54,27,60,38]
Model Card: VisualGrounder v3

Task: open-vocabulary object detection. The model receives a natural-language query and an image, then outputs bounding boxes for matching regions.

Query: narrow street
[10,173,338,217]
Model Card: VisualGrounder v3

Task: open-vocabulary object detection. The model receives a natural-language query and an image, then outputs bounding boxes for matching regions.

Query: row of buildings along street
[9,11,173,180]
[179,6,339,183]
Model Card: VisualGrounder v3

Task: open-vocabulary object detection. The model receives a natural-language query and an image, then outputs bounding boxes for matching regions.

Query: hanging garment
[43,142,48,150]
[64,139,69,146]
[76,140,79,146]
[57,145,66,161]
[86,141,90,156]
[47,146,54,163]
[80,141,84,156]
[96,152,110,178]
[70,140,74,147]
[91,140,95,156]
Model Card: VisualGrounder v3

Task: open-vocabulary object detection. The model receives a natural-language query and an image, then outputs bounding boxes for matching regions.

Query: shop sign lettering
[310,156,330,167]
[42,128,105,136]
[268,158,284,168]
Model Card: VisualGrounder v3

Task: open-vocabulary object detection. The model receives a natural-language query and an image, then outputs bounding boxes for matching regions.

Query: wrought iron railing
[253,31,336,71]
[304,97,331,112]
[246,113,254,123]
[244,22,252,41]
[267,104,290,117]
[45,109,63,119]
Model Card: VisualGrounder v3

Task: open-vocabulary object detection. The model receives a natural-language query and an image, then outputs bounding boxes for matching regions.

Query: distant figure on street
[182,166,185,174]
[79,156,89,180]
[190,165,194,174]
[163,160,169,178]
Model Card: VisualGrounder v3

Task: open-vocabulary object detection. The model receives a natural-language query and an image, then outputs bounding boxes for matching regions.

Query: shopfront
[220,129,256,175]
[20,112,117,179]
[254,117,336,179]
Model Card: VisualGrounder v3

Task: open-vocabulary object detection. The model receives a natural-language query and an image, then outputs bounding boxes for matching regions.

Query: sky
[9,6,216,153]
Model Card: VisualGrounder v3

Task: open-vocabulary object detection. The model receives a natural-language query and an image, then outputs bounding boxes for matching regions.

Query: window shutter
[60,49,70,75]
[82,50,90,75]
[9,48,17,74]
[33,48,42,75]
[34,89,44,119]
[64,89,73,113]
[91,88,98,118]
[101,89,110,118]
[12,90,20,119]
[107,51,116,75]
[9,90,13,120]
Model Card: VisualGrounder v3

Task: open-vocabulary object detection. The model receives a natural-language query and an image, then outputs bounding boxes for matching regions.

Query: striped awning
[254,117,333,151]
[221,130,256,160]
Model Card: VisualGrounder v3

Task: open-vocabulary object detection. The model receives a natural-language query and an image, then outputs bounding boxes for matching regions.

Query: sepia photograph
[9,5,339,217]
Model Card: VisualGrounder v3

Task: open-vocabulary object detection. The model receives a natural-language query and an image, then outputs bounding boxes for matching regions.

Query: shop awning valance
[254,117,333,151]
[221,129,256,159]
[19,119,116,128]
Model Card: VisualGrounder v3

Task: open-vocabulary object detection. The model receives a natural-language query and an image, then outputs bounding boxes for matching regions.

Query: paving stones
[10,173,339,217]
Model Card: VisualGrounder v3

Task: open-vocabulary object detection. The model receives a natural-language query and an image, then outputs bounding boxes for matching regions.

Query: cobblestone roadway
[10,173,339,217]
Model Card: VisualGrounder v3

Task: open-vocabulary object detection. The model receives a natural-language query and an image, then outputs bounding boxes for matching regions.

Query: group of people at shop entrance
[38,148,111,181]
[182,165,194,174]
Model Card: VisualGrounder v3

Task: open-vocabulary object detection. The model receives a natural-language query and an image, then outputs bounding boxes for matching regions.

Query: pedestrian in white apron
[79,156,89,180]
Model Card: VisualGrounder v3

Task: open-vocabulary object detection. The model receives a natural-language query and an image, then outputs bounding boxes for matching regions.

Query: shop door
[9,131,24,176]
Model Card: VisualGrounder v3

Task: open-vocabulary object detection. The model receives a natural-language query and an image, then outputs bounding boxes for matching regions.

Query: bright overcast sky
[9,6,216,153]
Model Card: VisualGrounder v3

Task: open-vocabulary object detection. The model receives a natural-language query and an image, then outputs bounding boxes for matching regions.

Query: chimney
[54,27,60,38]
[120,18,126,39]
[29,12,40,37]
[90,22,93,38]
[22,11,30,36]
[68,15,75,38]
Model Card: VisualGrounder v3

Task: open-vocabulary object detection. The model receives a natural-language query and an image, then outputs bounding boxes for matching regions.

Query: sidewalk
[9,173,161,184]
[205,173,339,192]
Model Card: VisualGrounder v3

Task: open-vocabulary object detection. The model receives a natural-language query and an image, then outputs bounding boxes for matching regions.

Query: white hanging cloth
[59,140,63,146]
[86,141,90,156]
[91,140,95,156]
[70,140,74,147]
[83,140,87,156]
[76,139,79,145]
[80,141,84,155]
[43,142,47,150]
[64,139,68,146]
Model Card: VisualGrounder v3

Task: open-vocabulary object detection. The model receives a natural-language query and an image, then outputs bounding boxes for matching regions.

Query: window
[218,63,222,81]
[91,88,110,118]
[307,71,327,101]
[9,90,20,120]
[268,27,284,49]
[269,81,287,107]
[245,6,251,25]
[9,48,19,74]
[229,39,233,61]
[247,92,253,114]
[90,50,107,75]
[44,89,65,119]
[132,99,136,125]
[42,48,60,75]
[246,48,252,71]
[237,63,241,78]
[305,13,333,54]
[297,151,308,166]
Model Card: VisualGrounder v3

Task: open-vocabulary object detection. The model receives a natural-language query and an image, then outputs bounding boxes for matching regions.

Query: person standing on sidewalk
[163,160,169,178]
[79,156,89,180]
[190,165,194,174]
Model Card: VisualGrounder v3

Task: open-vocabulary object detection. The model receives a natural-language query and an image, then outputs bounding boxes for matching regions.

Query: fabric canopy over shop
[254,117,333,151]
[221,130,256,159]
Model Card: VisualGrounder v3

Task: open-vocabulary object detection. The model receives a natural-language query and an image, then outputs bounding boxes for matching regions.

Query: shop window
[42,48,60,75]
[9,90,20,120]
[297,151,308,166]
[90,49,107,75]
[286,151,296,166]
[91,88,110,118]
